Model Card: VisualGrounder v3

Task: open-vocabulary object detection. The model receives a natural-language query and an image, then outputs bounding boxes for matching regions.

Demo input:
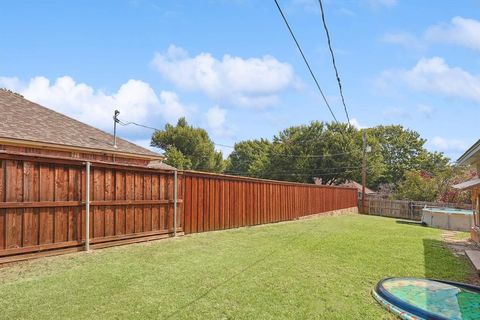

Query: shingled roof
[0,89,163,160]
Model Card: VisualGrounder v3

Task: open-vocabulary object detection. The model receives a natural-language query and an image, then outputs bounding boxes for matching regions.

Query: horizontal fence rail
[0,151,357,262]
[360,197,473,221]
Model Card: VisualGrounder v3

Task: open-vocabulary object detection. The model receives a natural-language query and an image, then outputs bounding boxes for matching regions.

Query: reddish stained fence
[183,171,358,234]
[0,152,182,263]
[0,151,357,262]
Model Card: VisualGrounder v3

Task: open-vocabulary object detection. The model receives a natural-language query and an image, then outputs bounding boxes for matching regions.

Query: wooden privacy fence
[0,152,182,262]
[0,151,357,262]
[183,171,358,234]
[360,197,473,221]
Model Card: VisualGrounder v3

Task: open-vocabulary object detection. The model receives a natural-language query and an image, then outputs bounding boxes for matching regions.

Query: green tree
[266,122,356,184]
[370,125,449,187]
[263,121,385,185]
[163,146,192,169]
[396,166,473,203]
[151,118,224,172]
[396,170,438,201]
[432,165,474,204]
[226,139,271,177]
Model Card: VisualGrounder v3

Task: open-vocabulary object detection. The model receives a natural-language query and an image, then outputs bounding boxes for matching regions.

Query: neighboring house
[454,139,480,243]
[339,180,376,199]
[0,89,174,169]
[314,178,376,199]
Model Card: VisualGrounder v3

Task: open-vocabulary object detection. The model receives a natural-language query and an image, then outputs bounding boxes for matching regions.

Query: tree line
[151,118,473,203]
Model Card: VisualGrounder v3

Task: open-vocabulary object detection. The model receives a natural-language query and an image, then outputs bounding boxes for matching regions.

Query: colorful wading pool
[372,278,480,319]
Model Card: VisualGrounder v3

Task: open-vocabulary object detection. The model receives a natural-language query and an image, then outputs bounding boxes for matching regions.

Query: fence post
[85,162,91,252]
[173,170,178,237]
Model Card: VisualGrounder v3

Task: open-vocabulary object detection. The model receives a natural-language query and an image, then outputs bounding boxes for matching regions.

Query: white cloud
[157,91,191,124]
[381,32,425,51]
[0,75,191,131]
[205,105,233,137]
[382,17,480,53]
[0,77,21,89]
[380,57,480,102]
[380,105,435,120]
[425,16,480,51]
[429,136,468,153]
[350,118,365,129]
[367,0,397,8]
[151,45,296,108]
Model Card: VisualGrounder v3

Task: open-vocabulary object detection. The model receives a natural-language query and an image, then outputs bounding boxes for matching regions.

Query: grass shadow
[423,238,470,282]
[396,220,425,227]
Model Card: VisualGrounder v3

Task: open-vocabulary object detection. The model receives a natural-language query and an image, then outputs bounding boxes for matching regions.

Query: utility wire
[273,0,338,123]
[222,166,364,175]
[117,118,369,178]
[117,118,358,159]
[117,119,158,131]
[219,167,373,177]
[318,0,351,125]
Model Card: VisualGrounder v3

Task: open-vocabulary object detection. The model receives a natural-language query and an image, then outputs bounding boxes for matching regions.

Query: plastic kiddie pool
[372,278,480,320]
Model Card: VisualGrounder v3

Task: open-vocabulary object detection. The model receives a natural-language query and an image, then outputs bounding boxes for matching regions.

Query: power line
[220,142,356,158]
[117,117,369,178]
[223,165,364,175]
[318,0,351,125]
[117,119,158,131]
[220,167,373,177]
[273,0,338,123]
[222,170,360,177]
[117,117,358,159]
[204,164,377,176]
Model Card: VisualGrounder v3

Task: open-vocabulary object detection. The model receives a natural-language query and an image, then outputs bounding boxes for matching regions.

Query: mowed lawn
[0,214,472,319]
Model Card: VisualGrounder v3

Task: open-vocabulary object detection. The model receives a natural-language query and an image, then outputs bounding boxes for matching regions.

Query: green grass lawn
[0,214,473,319]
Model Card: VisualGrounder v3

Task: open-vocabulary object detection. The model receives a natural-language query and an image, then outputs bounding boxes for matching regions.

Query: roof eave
[0,136,164,161]
[452,177,480,190]
[457,139,480,166]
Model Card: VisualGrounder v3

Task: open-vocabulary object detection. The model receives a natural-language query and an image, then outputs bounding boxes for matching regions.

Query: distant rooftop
[314,178,375,194]
[337,180,376,194]
[0,89,163,160]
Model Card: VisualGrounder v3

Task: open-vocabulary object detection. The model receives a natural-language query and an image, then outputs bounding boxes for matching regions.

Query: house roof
[314,178,375,194]
[147,160,177,171]
[0,89,163,160]
[452,177,480,190]
[338,180,376,194]
[457,139,480,166]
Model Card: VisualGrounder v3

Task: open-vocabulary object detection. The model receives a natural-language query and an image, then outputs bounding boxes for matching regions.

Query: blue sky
[1,0,479,160]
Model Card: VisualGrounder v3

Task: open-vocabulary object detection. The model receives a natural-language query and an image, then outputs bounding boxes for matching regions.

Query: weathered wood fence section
[0,151,357,262]
[0,152,181,262]
[361,197,473,221]
[183,172,357,234]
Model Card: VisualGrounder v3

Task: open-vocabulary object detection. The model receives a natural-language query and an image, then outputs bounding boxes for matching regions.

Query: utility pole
[113,110,120,148]
[361,131,367,213]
